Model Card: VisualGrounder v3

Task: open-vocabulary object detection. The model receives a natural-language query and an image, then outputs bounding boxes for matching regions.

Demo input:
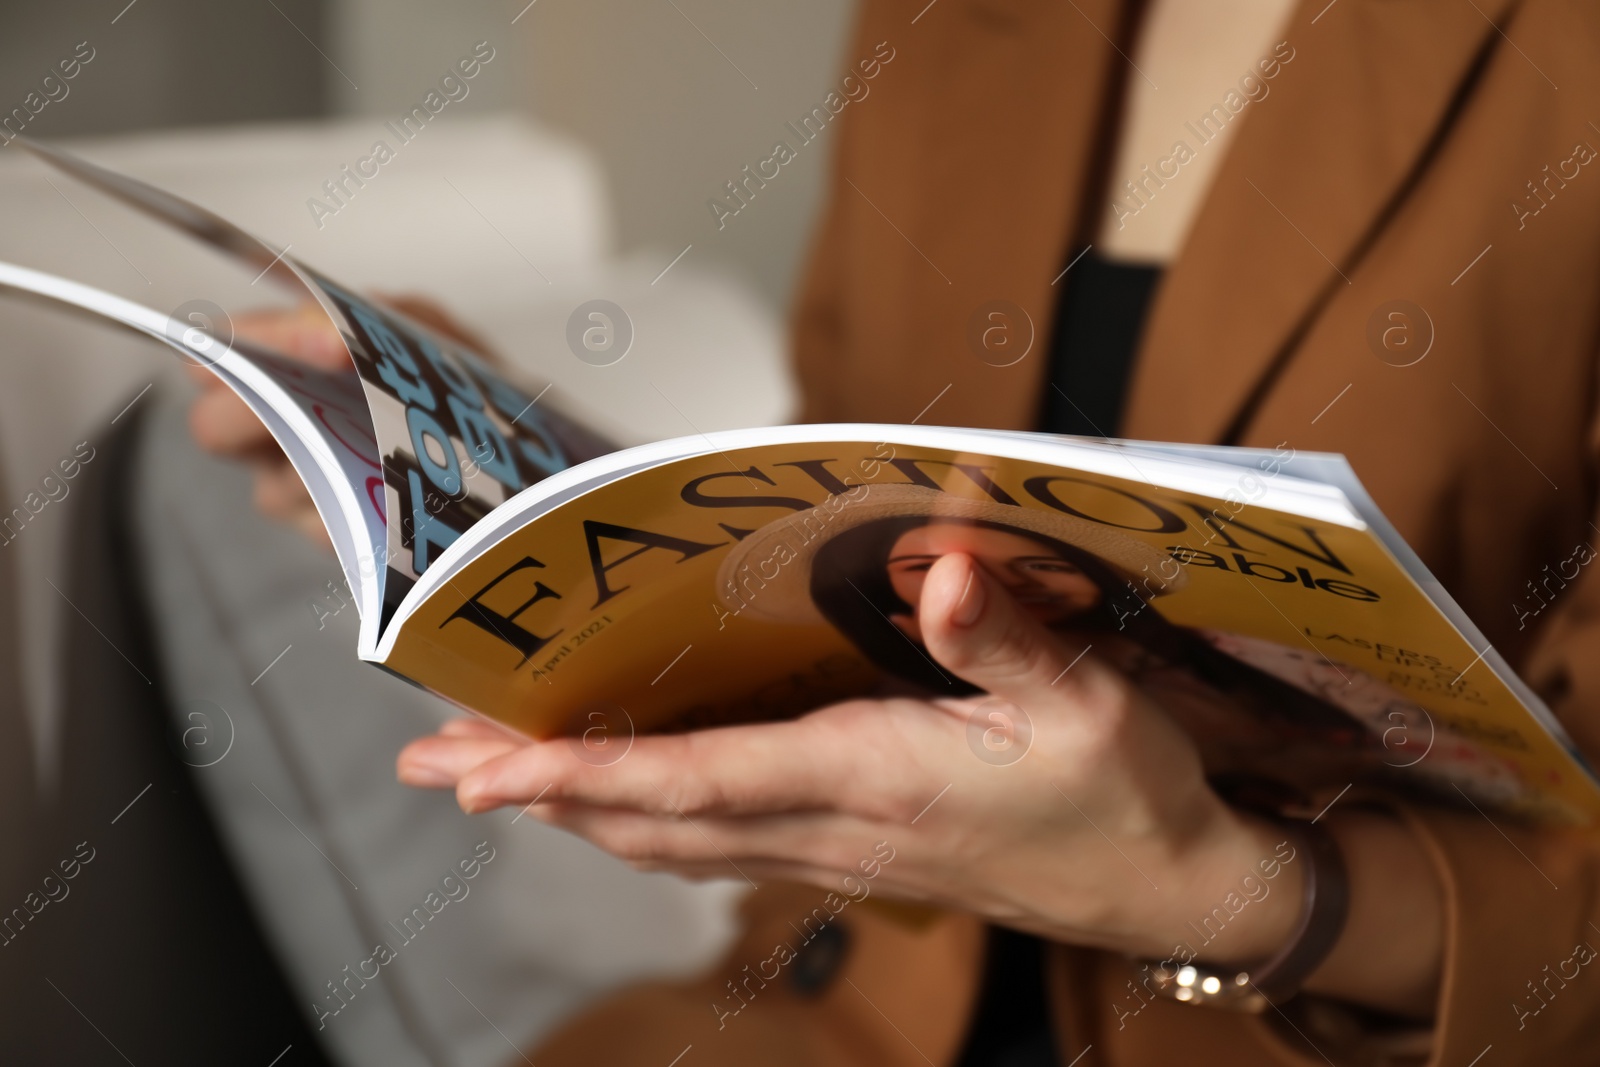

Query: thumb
[918,552,1118,713]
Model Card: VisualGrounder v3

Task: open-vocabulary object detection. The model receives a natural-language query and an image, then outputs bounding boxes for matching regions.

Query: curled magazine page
[15,136,308,290]
[0,261,387,620]
[380,432,1600,826]
[300,272,614,628]
[16,137,616,631]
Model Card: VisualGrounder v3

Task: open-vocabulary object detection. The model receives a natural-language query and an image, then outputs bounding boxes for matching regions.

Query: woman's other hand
[187,294,486,548]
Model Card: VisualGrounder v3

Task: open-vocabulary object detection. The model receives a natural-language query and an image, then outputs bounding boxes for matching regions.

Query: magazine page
[1080,436,1598,783]
[16,138,617,630]
[378,428,1600,826]
[0,260,387,618]
[295,273,614,627]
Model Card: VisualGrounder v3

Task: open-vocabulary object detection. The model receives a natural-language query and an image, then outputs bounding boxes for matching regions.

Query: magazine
[6,138,1598,826]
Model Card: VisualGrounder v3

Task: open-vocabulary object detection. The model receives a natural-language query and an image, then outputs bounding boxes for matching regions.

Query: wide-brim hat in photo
[715,482,1187,625]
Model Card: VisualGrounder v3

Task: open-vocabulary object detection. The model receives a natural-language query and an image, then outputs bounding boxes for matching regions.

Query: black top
[1036,249,1164,437]
[953,250,1163,1067]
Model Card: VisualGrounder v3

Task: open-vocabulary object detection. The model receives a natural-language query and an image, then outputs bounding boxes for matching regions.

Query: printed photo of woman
[717,483,1532,809]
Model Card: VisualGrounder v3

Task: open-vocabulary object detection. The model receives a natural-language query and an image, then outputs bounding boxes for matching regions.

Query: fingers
[395,717,546,791]
[189,376,334,542]
[189,302,348,455]
[439,716,863,818]
[439,716,527,742]
[398,725,881,879]
[533,804,883,875]
[918,553,1122,719]
[189,385,330,546]
[189,387,280,459]
[233,303,350,369]
[378,293,496,360]
[251,462,314,519]
[397,733,523,788]
[187,306,337,548]
[249,457,328,548]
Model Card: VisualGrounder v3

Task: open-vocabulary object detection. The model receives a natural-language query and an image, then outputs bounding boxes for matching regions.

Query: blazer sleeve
[1373,797,1600,1063]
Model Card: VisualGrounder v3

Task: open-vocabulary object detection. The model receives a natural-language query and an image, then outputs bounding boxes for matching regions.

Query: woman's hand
[187,301,347,547]
[187,294,488,547]
[399,553,1303,959]
[400,550,1445,1016]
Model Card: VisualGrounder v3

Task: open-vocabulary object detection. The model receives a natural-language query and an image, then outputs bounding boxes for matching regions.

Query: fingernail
[952,560,986,627]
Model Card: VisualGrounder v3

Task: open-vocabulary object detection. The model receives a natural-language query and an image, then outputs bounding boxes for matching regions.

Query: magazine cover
[378,435,1600,825]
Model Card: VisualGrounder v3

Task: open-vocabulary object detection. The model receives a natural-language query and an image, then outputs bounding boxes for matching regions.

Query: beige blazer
[532,0,1600,1061]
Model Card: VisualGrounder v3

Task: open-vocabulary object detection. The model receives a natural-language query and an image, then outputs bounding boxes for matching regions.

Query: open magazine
[7,139,1598,826]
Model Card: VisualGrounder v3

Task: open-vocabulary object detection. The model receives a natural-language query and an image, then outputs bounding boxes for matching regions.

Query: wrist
[1210,809,1308,966]
[1137,808,1354,1013]
[1144,806,1308,968]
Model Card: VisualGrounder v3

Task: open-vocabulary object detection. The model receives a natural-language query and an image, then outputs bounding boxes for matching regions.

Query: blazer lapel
[891,0,1135,431]
[1121,0,1521,444]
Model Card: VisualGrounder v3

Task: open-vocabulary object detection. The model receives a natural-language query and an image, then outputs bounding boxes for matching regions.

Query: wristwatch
[1144,815,1350,1012]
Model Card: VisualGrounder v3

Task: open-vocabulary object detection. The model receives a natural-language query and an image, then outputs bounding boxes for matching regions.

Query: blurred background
[0,3,867,1064]
[0,0,875,454]
[0,0,855,309]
